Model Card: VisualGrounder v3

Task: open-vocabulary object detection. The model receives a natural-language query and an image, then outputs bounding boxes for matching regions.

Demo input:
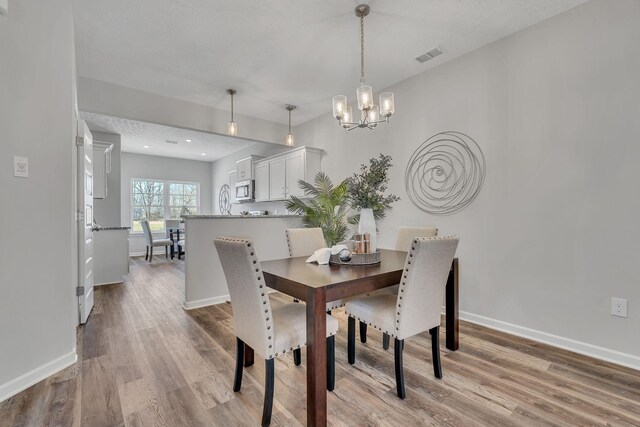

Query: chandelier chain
[360,13,365,84]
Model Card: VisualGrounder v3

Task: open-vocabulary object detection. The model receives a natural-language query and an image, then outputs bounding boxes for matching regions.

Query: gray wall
[0,0,78,399]
[121,152,214,253]
[91,130,121,226]
[296,0,640,362]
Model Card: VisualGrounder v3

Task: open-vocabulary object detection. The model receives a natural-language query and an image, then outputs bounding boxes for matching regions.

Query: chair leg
[348,317,355,365]
[430,326,443,379]
[293,348,301,366]
[326,335,335,391]
[145,246,149,260]
[382,333,390,350]
[165,245,168,259]
[262,358,275,427]
[359,321,367,343]
[394,338,406,399]
[149,246,153,262]
[178,246,183,260]
[233,337,244,392]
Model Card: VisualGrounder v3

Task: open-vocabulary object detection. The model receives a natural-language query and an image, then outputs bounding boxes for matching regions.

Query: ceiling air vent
[416,47,444,63]
[165,140,179,145]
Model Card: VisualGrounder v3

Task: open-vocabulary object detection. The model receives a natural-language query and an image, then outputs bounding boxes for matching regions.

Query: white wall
[121,152,213,254]
[0,0,78,400]
[296,0,640,366]
[91,130,121,226]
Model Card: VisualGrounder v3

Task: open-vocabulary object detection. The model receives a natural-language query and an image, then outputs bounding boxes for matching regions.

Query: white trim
[182,289,278,311]
[0,350,77,402]
[459,310,640,371]
[183,295,229,310]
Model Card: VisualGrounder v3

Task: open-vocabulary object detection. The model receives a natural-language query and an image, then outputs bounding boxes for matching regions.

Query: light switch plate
[14,156,28,178]
[0,0,8,15]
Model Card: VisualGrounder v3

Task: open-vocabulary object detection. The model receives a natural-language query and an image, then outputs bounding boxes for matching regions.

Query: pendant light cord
[360,13,365,84]
[230,93,234,122]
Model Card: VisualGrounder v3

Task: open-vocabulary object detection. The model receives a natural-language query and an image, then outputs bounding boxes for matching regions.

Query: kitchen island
[182,215,304,309]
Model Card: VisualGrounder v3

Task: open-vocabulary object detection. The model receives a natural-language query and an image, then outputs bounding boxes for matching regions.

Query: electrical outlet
[611,298,628,318]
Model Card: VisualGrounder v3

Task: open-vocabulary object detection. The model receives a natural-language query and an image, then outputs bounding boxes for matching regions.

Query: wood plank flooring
[2,257,640,426]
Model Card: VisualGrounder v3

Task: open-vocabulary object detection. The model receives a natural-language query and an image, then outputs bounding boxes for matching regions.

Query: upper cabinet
[253,146,322,201]
[92,142,113,199]
[254,162,270,202]
[235,155,263,181]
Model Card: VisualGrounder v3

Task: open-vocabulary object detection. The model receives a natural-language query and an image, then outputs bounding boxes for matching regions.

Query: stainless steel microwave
[235,179,254,201]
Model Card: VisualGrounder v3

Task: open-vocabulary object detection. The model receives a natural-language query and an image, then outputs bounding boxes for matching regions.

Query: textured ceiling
[73,0,588,125]
[81,112,257,161]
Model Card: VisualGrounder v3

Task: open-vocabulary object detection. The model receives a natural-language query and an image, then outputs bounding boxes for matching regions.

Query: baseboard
[0,350,77,403]
[182,289,277,311]
[129,251,146,257]
[459,310,640,371]
[183,295,229,310]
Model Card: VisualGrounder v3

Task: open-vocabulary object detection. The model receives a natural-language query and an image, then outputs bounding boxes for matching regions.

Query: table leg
[243,344,254,367]
[446,258,459,351]
[306,287,327,426]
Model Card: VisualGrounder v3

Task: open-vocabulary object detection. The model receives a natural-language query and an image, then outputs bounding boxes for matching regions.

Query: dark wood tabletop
[257,249,459,427]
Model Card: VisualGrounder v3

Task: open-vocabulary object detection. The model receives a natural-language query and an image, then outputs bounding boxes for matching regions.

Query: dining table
[245,249,459,427]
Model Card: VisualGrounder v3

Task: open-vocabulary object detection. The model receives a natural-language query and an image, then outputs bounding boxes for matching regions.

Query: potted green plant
[348,154,400,252]
[285,172,350,247]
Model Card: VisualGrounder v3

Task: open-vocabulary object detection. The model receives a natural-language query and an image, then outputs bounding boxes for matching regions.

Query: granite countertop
[183,215,303,219]
[94,226,131,231]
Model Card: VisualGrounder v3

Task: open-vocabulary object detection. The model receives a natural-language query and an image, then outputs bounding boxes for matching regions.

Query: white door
[77,120,94,324]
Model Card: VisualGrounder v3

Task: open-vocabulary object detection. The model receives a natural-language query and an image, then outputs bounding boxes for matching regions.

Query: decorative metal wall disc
[405,131,485,215]
[218,184,232,215]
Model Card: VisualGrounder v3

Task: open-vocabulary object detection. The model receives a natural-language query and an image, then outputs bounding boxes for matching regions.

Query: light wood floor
[2,257,640,426]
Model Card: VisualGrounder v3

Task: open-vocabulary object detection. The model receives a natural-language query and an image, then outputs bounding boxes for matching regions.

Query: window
[131,179,199,232]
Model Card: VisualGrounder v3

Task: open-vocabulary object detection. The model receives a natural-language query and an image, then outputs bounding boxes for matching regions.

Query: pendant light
[332,4,394,131]
[227,89,238,136]
[285,104,296,146]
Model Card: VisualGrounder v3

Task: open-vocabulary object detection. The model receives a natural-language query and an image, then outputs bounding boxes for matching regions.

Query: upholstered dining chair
[286,228,347,305]
[361,226,439,348]
[141,220,173,262]
[214,237,339,427]
[345,236,459,399]
[285,227,346,365]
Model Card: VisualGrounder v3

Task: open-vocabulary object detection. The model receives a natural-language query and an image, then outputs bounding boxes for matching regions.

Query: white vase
[358,208,377,253]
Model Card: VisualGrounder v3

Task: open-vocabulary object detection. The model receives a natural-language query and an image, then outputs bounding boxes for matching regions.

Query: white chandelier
[332,4,394,131]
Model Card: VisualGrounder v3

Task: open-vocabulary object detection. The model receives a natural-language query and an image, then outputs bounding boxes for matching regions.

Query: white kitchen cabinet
[269,157,286,200]
[253,146,323,201]
[254,162,270,201]
[92,142,113,199]
[235,155,263,181]
[285,149,306,198]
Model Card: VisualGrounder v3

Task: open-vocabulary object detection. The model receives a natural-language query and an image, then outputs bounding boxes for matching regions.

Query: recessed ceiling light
[143,145,150,148]
[200,152,206,156]
[186,139,192,142]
